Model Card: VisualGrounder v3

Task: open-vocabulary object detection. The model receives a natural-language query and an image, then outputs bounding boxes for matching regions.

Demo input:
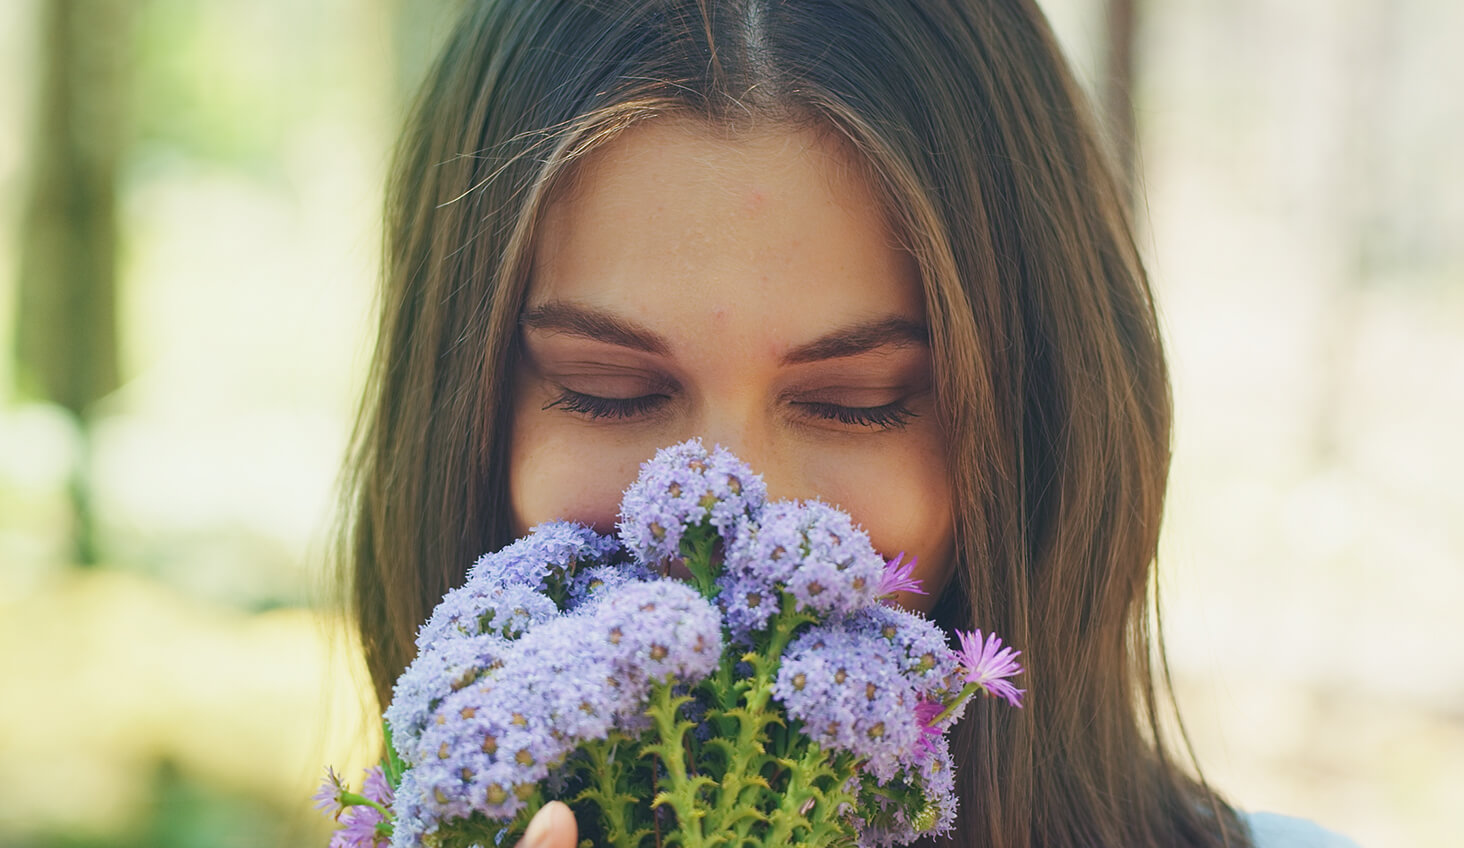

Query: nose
[694,413,804,505]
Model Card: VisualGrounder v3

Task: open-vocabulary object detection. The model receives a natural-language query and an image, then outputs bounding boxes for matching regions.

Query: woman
[342,2,1354,846]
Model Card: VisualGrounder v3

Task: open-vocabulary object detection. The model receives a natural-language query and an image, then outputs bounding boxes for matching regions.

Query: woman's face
[508,118,955,612]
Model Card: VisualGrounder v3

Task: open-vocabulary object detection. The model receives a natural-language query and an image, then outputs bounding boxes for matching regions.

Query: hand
[515,800,579,848]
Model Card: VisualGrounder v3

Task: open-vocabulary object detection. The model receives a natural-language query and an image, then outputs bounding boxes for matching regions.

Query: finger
[516,800,578,848]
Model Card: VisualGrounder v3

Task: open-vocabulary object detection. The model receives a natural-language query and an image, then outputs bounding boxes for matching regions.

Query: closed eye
[543,390,919,430]
[793,400,918,431]
[543,389,671,420]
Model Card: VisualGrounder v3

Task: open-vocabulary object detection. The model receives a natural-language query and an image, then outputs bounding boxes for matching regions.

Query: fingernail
[520,804,553,848]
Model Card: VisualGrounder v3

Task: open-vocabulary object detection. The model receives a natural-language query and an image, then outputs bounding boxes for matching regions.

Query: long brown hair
[342,2,1247,846]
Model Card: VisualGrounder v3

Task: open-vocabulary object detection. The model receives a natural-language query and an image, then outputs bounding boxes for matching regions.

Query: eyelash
[544,390,670,420]
[792,400,918,430]
[543,389,918,431]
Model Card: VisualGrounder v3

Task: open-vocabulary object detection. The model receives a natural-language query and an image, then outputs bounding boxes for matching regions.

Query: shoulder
[1241,811,1362,848]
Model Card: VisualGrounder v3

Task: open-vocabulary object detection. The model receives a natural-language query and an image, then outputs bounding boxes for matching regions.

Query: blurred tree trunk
[1102,0,1140,205]
[15,0,133,566]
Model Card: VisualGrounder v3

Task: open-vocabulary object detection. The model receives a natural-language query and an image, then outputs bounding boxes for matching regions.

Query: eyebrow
[781,316,929,364]
[520,302,671,355]
[519,301,928,364]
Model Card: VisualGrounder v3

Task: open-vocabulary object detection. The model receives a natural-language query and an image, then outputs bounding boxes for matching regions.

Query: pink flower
[331,804,388,848]
[954,629,1025,708]
[314,766,393,847]
[913,697,945,759]
[360,765,394,806]
[313,766,346,819]
[876,553,926,603]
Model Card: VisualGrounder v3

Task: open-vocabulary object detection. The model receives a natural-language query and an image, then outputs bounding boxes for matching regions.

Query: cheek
[508,408,640,536]
[808,445,956,615]
[903,531,956,615]
[866,493,956,615]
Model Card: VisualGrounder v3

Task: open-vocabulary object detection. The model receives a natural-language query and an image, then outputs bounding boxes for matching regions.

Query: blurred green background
[0,1,1459,846]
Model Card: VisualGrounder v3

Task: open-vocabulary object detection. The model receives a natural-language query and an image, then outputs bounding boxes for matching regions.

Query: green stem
[578,734,644,847]
[646,684,711,848]
[382,721,406,788]
[932,681,985,726]
[338,790,393,821]
[679,528,721,599]
[716,595,817,843]
[764,747,858,847]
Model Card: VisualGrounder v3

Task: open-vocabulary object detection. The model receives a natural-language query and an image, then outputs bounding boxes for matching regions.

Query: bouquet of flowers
[316,440,1023,848]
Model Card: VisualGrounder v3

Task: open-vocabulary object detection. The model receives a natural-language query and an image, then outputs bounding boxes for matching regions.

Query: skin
[507,118,956,846]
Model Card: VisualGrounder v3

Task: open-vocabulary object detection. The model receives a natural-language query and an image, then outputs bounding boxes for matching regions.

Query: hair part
[341,3,1247,846]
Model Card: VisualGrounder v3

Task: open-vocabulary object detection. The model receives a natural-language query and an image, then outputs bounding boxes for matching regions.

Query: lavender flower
[362,766,394,810]
[590,579,725,688]
[954,629,1025,707]
[385,633,509,760]
[466,520,620,594]
[405,579,723,826]
[725,500,884,619]
[330,805,387,848]
[409,621,623,823]
[715,567,781,642]
[387,768,428,848]
[565,560,658,611]
[846,605,957,696]
[415,580,559,651]
[853,737,958,847]
[617,439,766,565]
[335,767,393,848]
[774,621,925,782]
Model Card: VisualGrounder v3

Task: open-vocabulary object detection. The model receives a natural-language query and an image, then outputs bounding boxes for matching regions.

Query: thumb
[517,800,579,848]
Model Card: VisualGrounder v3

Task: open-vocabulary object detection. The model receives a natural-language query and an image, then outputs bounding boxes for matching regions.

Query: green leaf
[381,720,406,789]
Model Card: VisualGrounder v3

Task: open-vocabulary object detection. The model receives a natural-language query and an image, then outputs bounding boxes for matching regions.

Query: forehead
[527,117,923,348]
[548,117,879,214]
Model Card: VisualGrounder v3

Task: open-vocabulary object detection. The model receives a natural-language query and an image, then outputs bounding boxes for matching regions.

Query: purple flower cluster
[465,520,621,593]
[385,633,511,755]
[385,521,623,758]
[387,769,427,848]
[774,623,924,781]
[386,530,723,843]
[836,625,1023,847]
[565,560,659,610]
[772,605,954,783]
[414,580,558,651]
[617,439,767,564]
[589,580,725,686]
[771,603,978,842]
[850,742,958,848]
[848,605,957,690]
[409,620,619,824]
[718,500,886,640]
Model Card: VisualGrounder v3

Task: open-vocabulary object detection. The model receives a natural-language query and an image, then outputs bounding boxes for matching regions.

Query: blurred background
[0,0,1458,845]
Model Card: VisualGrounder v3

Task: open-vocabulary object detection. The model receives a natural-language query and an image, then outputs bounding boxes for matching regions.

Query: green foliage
[15,760,317,848]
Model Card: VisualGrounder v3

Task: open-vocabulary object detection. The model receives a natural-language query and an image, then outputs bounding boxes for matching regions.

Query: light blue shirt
[1244,812,1362,848]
